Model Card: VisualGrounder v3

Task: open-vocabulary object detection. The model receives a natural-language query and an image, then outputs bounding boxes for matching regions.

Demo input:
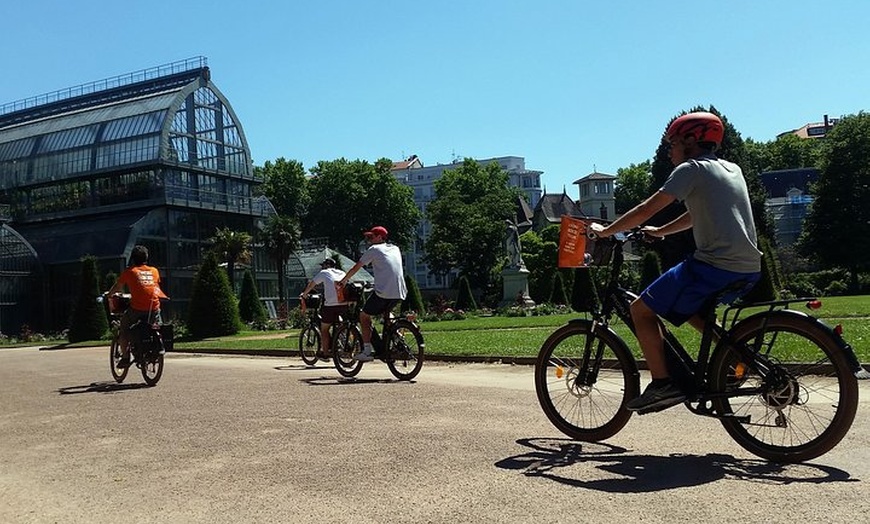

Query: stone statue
[505,219,525,270]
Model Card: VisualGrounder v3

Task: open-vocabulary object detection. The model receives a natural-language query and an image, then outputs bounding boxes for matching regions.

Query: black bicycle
[331,282,425,381]
[535,229,860,463]
[299,293,330,366]
[105,293,169,386]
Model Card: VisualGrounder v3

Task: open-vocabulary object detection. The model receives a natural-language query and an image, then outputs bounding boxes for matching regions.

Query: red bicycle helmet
[666,111,724,147]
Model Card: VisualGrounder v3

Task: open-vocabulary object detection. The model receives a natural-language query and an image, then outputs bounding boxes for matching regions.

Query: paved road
[1,346,869,523]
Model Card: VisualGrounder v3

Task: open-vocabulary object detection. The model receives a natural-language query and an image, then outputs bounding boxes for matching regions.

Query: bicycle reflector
[806,299,823,310]
[834,324,844,336]
[555,365,564,379]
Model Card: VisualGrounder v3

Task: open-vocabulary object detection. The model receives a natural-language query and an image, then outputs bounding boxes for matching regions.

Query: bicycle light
[806,300,823,310]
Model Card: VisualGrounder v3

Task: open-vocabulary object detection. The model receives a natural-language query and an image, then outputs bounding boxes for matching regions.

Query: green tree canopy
[260,214,301,318]
[208,227,252,293]
[254,158,310,220]
[424,159,523,289]
[238,268,267,324]
[798,112,870,291]
[306,158,420,259]
[614,161,651,214]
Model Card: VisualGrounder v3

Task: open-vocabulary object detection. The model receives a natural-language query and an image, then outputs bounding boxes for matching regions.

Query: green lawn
[23,295,870,362]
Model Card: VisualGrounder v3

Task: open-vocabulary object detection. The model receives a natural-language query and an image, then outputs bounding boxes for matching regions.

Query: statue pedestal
[501,268,535,308]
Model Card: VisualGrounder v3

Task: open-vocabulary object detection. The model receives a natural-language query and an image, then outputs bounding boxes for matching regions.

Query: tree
[254,158,310,220]
[188,251,241,339]
[799,112,870,291]
[306,158,420,258]
[260,214,300,318]
[238,268,267,324]
[518,227,559,304]
[68,256,109,343]
[424,159,524,289]
[614,161,651,214]
[208,227,252,293]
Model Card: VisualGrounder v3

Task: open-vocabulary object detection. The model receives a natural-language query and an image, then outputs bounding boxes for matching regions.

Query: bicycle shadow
[299,376,414,386]
[274,363,334,371]
[495,437,856,493]
[57,381,154,395]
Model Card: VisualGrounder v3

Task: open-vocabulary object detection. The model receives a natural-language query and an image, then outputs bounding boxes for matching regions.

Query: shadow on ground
[57,381,154,395]
[495,437,855,493]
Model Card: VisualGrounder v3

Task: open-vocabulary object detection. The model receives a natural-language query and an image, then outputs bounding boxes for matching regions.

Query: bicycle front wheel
[385,319,424,381]
[109,337,129,383]
[332,324,364,378]
[299,325,321,366]
[535,320,639,442]
[710,311,859,463]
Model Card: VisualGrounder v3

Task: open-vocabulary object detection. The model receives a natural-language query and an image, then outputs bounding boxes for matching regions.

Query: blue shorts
[641,256,760,326]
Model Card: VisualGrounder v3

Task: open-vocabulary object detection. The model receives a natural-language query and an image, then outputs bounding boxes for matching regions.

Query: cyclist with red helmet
[591,111,762,412]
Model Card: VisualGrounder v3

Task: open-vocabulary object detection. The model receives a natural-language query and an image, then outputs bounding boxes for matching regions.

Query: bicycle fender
[714,309,862,371]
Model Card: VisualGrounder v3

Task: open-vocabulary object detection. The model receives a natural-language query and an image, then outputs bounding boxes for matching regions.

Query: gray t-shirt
[661,154,762,273]
[359,243,407,300]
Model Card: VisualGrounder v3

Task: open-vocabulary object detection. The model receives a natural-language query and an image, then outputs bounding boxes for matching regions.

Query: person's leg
[360,311,373,344]
[319,322,332,354]
[630,298,668,378]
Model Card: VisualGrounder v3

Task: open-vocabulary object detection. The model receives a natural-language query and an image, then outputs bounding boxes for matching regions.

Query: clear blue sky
[3,1,868,195]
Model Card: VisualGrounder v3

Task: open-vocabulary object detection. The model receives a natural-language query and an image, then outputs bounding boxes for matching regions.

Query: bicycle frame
[589,233,799,412]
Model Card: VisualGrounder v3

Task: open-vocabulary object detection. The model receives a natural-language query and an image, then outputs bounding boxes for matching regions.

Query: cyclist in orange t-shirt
[107,245,168,367]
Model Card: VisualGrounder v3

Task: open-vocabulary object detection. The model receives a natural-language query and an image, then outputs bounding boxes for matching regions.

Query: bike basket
[304,294,322,309]
[587,238,615,267]
[108,293,131,314]
[344,282,364,302]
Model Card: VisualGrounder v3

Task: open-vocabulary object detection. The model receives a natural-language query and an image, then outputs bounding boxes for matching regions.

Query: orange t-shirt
[118,265,167,312]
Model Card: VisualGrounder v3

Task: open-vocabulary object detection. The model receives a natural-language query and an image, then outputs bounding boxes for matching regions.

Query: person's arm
[643,211,693,238]
[592,190,676,238]
[338,261,364,287]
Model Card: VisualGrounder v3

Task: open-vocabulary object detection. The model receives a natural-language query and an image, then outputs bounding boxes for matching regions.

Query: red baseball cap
[363,226,388,238]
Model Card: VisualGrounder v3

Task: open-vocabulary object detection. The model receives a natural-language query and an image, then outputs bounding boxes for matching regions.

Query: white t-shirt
[312,268,347,306]
[358,243,407,300]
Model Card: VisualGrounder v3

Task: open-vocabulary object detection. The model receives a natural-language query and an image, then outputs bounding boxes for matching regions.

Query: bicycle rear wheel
[109,337,129,383]
[332,324,363,378]
[140,351,164,386]
[299,325,321,366]
[385,319,424,381]
[535,320,639,441]
[710,311,859,463]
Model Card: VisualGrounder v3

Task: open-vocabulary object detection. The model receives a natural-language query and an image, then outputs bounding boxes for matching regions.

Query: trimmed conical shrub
[238,268,268,323]
[402,274,426,315]
[571,267,600,313]
[550,271,569,306]
[639,250,663,291]
[455,275,477,311]
[68,256,109,343]
[188,251,242,338]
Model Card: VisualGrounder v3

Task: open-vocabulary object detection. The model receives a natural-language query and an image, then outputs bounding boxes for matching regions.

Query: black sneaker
[626,380,686,412]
